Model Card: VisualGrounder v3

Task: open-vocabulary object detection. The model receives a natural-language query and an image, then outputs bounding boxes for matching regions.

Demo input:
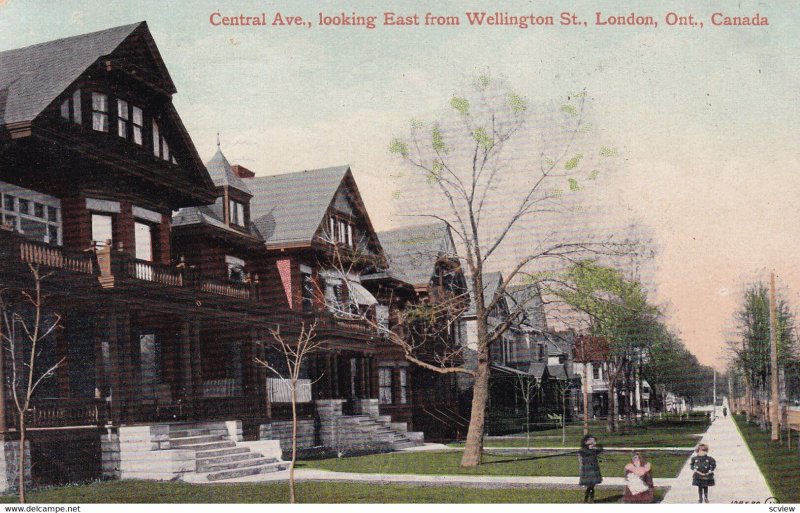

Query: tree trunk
[18,413,25,504]
[606,380,616,433]
[460,355,490,467]
[289,383,297,504]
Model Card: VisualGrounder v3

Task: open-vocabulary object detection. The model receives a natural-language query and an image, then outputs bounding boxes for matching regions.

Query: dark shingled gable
[0,22,145,126]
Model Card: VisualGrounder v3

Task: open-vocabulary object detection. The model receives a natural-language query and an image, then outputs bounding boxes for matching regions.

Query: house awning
[491,363,534,377]
[349,281,378,306]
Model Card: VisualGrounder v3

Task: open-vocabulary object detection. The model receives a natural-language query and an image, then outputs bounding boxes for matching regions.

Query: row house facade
[0,22,435,490]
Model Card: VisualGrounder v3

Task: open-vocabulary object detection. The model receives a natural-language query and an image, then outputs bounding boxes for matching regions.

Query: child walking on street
[579,434,603,503]
[690,443,716,503]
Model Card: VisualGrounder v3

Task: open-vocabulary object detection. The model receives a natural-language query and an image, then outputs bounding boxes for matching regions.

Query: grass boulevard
[0,417,704,503]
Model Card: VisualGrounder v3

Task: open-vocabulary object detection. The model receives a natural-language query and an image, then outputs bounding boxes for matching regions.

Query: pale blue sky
[2,0,798,367]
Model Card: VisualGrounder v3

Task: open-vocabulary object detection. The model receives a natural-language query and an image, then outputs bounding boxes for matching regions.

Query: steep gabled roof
[206,148,252,194]
[508,283,548,331]
[464,271,506,317]
[248,165,351,246]
[0,22,169,126]
[375,222,455,285]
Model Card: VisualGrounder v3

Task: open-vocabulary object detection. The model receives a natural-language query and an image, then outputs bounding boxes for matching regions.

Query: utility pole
[769,272,781,441]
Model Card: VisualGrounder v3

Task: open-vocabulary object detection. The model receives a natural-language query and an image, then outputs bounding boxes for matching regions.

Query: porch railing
[200,277,251,300]
[4,398,109,429]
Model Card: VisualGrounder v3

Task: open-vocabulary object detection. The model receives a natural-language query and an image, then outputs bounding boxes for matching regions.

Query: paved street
[663,402,773,504]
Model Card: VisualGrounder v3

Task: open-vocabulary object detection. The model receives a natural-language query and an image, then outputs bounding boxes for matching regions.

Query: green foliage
[733,283,797,394]
[450,96,470,116]
[507,92,527,114]
[431,124,448,153]
[475,73,491,91]
[389,138,409,158]
[561,104,577,116]
[567,178,581,192]
[472,127,493,151]
[564,154,583,170]
[599,146,618,157]
[588,169,600,180]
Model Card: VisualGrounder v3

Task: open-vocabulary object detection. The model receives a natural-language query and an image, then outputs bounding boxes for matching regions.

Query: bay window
[229,199,244,227]
[0,184,61,245]
[379,367,393,404]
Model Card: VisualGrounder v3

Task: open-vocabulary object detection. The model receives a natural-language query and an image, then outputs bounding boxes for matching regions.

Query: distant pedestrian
[579,434,603,503]
[722,407,727,418]
[691,443,716,503]
[623,452,654,503]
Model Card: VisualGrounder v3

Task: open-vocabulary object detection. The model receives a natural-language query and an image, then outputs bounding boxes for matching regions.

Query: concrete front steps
[347,415,424,450]
[168,424,288,482]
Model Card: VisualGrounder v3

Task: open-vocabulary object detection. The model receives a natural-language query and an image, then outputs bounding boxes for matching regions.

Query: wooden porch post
[117,311,133,422]
[359,357,367,399]
[191,319,202,401]
[179,320,193,400]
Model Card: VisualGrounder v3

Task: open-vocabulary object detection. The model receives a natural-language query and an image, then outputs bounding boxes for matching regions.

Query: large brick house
[0,22,430,491]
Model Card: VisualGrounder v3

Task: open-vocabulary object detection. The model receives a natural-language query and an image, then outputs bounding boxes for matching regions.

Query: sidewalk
[663,403,773,503]
[215,467,679,489]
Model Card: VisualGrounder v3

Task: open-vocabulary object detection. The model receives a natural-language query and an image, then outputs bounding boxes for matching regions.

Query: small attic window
[60,89,82,125]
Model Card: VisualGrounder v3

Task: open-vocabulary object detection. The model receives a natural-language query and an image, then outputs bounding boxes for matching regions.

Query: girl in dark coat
[578,434,603,503]
[690,443,716,503]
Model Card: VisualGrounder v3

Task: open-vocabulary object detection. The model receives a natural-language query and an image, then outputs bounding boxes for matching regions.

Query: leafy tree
[556,261,657,431]
[388,74,629,465]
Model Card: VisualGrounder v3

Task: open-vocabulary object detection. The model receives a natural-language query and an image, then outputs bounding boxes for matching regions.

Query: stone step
[180,440,237,452]
[195,446,251,458]
[391,441,420,450]
[205,461,290,482]
[196,451,264,468]
[169,435,225,447]
[200,456,278,473]
[170,428,212,438]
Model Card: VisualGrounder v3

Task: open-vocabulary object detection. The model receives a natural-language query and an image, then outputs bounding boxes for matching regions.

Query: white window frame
[117,99,129,139]
[152,120,161,157]
[379,367,393,405]
[91,92,108,132]
[91,213,114,248]
[0,182,61,245]
[134,221,154,261]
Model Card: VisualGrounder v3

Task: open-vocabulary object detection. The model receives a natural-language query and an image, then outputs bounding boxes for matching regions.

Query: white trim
[133,206,163,224]
[86,198,120,214]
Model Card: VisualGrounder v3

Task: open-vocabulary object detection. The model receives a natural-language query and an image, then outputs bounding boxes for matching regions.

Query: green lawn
[301,449,689,479]
[733,415,800,504]
[0,480,666,503]
[458,419,706,448]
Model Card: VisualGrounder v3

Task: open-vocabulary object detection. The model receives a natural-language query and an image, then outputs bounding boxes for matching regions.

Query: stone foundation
[0,438,31,493]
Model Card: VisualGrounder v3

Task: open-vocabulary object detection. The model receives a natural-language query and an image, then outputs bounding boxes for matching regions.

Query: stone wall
[259,419,317,454]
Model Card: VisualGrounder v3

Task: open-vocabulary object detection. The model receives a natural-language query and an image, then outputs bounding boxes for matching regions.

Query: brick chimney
[231,164,255,179]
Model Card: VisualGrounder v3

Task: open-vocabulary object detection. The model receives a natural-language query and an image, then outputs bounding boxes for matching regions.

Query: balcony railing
[200,276,251,300]
[18,238,94,275]
[123,258,183,287]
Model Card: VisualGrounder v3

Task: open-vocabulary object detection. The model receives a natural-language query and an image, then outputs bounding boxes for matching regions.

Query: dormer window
[229,199,244,227]
[91,92,108,132]
[327,215,355,247]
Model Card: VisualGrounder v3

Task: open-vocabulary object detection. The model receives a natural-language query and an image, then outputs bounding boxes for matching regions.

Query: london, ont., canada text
[208,11,769,29]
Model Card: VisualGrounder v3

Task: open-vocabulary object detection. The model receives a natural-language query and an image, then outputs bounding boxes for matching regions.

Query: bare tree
[515,373,540,449]
[0,263,64,503]
[255,322,320,504]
